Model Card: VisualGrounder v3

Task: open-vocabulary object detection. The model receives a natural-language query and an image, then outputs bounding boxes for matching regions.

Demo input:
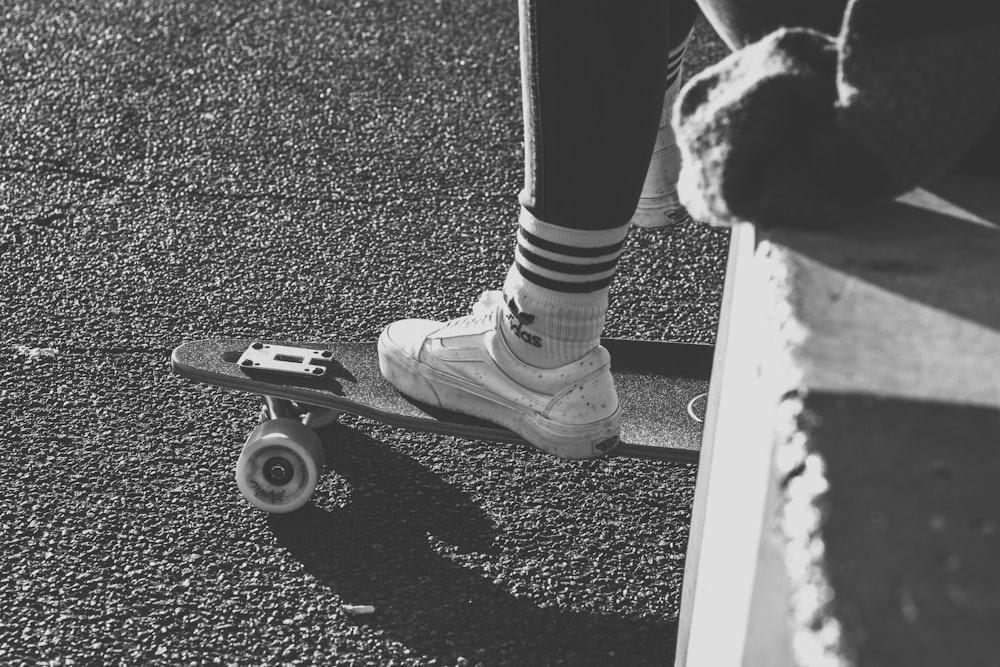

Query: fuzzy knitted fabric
[673,0,1000,227]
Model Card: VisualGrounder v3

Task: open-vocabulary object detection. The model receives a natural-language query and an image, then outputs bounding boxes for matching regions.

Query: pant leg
[518,0,676,231]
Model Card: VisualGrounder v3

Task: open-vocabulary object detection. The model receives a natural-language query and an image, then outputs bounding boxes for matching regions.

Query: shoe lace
[441,311,493,330]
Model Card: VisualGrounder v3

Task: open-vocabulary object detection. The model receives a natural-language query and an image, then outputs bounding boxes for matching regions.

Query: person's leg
[379,0,672,459]
[631,0,701,228]
[504,0,672,368]
[517,0,672,232]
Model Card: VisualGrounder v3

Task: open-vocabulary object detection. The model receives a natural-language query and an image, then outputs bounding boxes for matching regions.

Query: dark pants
[517,0,699,231]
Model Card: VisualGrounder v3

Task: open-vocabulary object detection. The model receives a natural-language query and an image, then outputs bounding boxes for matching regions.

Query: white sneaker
[377,292,621,459]
[630,142,685,228]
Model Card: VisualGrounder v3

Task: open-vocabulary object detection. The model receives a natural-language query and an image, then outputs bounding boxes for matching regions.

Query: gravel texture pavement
[1,2,728,665]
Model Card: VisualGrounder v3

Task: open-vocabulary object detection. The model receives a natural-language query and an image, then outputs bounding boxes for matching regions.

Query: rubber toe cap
[379,319,442,363]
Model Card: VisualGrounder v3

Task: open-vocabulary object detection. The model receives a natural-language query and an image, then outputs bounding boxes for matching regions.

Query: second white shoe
[631,143,685,228]
[377,292,621,459]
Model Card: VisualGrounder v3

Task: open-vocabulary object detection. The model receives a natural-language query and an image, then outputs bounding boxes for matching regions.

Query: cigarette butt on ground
[341,604,376,616]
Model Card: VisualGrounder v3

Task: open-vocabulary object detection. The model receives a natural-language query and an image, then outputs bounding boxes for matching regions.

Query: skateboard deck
[172,338,712,463]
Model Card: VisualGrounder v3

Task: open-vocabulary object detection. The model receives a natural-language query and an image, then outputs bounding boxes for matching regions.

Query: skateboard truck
[238,342,334,378]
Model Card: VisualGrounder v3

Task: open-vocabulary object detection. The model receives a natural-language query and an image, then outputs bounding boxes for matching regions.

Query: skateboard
[171,338,713,513]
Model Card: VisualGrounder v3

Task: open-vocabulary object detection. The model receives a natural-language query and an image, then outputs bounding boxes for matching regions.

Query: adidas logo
[506,297,535,325]
[504,296,541,348]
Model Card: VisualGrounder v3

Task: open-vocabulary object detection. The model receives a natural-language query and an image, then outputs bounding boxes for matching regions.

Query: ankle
[499,269,607,369]
[498,312,598,369]
[497,209,626,368]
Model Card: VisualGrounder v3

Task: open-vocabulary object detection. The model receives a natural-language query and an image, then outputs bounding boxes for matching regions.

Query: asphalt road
[1,2,728,665]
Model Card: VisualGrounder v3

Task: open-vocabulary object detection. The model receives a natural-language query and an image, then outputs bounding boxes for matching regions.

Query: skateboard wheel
[235,418,325,513]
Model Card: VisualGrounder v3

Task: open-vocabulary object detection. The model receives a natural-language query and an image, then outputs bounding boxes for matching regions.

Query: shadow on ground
[268,423,677,665]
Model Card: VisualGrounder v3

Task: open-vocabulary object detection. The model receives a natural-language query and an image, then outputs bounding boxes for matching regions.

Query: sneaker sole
[630,197,686,229]
[377,333,621,460]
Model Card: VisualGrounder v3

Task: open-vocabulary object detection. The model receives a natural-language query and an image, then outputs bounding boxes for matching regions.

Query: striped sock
[500,209,629,368]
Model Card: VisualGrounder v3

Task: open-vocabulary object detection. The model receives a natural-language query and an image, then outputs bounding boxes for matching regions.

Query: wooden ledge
[676,175,1000,666]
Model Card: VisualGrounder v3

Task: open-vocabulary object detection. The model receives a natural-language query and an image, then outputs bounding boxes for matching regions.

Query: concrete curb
[676,174,1000,666]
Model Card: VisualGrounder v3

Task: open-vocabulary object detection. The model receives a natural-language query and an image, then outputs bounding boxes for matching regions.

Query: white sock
[499,209,629,368]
